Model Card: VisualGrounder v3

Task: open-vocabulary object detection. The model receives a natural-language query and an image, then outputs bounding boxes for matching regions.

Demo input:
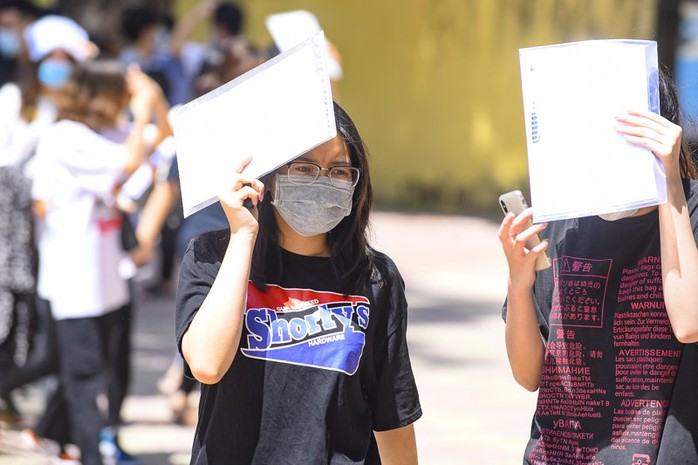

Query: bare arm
[131,179,178,267]
[181,157,265,384]
[123,69,167,175]
[123,121,149,176]
[182,228,256,384]
[505,282,546,391]
[168,0,217,57]
[375,424,418,465]
[498,209,548,391]
[616,110,698,343]
[659,178,698,342]
[149,88,173,149]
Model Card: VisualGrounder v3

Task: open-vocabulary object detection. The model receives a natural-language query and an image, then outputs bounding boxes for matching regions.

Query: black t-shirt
[504,179,698,465]
[176,230,422,465]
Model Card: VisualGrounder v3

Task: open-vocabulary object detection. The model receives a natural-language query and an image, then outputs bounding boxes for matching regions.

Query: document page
[173,30,336,217]
[519,40,664,223]
[265,10,322,52]
[265,10,343,79]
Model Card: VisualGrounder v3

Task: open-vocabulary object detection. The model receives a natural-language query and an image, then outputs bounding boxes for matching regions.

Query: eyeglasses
[285,162,361,188]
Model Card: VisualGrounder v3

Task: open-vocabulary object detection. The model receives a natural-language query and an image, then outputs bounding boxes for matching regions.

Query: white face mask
[598,209,638,221]
[271,174,354,236]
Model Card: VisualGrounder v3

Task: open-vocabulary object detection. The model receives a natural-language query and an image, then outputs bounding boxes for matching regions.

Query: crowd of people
[0,1,275,464]
[2,1,698,465]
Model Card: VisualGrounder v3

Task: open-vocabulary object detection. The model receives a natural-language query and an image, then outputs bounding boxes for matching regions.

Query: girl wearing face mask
[0,15,92,172]
[499,67,698,465]
[176,103,421,465]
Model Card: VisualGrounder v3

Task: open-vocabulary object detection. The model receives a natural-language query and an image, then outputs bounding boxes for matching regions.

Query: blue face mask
[37,58,73,89]
[0,27,21,58]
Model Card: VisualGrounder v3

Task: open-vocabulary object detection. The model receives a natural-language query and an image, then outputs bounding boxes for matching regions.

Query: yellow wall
[185,0,659,213]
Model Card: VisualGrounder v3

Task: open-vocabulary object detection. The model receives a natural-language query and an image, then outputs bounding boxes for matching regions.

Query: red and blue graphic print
[241,284,370,375]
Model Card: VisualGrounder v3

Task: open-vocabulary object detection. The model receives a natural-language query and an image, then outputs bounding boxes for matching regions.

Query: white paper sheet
[519,39,665,223]
[265,10,343,80]
[173,31,336,218]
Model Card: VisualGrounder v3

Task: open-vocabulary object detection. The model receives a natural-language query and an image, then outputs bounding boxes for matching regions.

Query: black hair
[0,0,41,18]
[55,59,128,132]
[659,65,698,179]
[214,2,243,37]
[121,6,160,42]
[250,102,375,295]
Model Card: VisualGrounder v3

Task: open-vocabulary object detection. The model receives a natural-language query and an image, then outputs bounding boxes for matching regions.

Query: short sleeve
[367,256,422,431]
[175,231,227,377]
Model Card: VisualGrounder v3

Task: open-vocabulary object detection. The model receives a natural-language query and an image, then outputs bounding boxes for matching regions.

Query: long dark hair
[659,65,697,180]
[17,61,41,122]
[250,102,375,295]
[55,59,128,132]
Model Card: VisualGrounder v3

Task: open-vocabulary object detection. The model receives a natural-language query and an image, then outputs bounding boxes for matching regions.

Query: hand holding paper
[217,155,265,235]
[614,109,684,181]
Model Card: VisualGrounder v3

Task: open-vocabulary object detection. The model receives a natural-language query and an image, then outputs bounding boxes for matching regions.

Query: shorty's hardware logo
[241,284,370,375]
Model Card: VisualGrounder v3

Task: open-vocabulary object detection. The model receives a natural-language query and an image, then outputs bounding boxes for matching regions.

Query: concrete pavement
[0,211,537,465]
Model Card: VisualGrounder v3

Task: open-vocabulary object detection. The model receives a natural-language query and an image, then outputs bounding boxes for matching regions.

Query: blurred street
[0,210,537,465]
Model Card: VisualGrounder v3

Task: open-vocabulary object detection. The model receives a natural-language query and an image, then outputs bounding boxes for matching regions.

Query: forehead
[294,134,349,164]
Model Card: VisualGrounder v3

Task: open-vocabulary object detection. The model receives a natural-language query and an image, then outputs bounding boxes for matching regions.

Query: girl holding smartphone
[499,68,698,464]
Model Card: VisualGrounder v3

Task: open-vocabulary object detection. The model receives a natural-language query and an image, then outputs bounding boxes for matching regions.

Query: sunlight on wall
[179,0,658,213]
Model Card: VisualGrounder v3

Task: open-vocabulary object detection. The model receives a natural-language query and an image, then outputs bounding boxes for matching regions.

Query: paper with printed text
[519,40,665,223]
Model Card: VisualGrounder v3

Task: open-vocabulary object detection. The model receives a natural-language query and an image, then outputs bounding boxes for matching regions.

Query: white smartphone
[498,190,551,271]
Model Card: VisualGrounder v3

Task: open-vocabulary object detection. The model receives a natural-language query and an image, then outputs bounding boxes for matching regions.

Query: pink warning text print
[528,255,683,465]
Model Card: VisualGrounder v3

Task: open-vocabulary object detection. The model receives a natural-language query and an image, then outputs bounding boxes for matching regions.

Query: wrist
[229,230,258,244]
[508,278,534,299]
[131,120,149,129]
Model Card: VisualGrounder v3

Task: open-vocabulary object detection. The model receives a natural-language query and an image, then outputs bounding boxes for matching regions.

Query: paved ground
[0,211,537,465]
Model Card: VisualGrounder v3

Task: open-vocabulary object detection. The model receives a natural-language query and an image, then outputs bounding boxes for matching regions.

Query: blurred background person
[0,0,41,87]
[0,14,91,171]
[133,25,268,425]
[118,1,219,107]
[31,60,170,465]
[196,1,245,78]
[0,13,90,434]
[118,1,224,296]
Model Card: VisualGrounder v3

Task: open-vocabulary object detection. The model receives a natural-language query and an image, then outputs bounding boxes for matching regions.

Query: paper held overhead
[265,10,343,80]
[519,39,665,223]
[172,30,336,218]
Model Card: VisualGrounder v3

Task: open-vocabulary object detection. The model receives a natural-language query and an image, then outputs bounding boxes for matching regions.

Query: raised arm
[616,110,698,343]
[123,68,168,175]
[181,157,265,384]
[168,0,217,57]
[498,208,548,391]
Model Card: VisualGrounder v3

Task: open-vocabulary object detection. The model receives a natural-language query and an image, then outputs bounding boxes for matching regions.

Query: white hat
[24,15,90,62]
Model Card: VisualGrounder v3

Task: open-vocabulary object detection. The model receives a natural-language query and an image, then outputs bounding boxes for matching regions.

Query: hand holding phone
[498,190,551,271]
